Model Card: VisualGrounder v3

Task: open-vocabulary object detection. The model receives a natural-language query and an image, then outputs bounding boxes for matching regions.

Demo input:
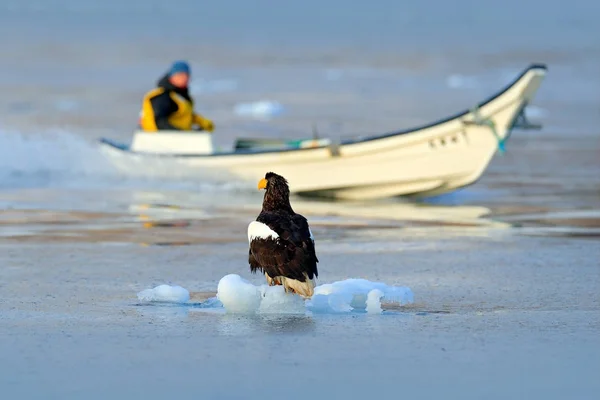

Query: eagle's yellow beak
[258,178,268,190]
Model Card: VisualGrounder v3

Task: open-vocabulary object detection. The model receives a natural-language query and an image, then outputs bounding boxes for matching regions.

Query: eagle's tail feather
[281,273,315,299]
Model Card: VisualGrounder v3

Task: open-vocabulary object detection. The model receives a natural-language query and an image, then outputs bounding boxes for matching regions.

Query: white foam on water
[0,129,117,187]
[0,129,254,194]
[137,284,190,303]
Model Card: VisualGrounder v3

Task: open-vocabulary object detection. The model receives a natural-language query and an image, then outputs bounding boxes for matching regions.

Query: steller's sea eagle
[247,172,319,298]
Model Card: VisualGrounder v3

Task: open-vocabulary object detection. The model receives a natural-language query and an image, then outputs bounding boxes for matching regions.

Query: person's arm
[150,92,179,130]
[193,113,215,132]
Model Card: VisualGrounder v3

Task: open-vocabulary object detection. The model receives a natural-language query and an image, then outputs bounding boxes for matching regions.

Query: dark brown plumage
[247,172,319,298]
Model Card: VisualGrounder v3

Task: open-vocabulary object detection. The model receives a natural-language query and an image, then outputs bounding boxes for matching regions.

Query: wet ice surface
[1,231,599,399]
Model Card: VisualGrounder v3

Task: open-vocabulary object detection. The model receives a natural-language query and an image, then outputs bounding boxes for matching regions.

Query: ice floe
[137,284,190,303]
[137,274,413,316]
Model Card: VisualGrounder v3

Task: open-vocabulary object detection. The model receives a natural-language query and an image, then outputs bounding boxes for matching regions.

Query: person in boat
[138,60,214,132]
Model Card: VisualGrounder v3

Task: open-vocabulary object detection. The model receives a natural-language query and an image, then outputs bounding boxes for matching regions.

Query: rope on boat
[467,105,506,154]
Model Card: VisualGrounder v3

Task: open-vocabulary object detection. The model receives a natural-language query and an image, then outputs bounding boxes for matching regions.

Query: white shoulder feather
[247,221,280,242]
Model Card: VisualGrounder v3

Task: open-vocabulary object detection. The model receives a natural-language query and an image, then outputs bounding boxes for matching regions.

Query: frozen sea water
[1,235,599,399]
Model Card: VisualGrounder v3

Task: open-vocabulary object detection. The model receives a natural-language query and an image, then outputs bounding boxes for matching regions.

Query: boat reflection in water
[128,189,512,248]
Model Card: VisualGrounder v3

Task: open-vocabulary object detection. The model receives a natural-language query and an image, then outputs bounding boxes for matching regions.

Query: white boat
[98,64,547,200]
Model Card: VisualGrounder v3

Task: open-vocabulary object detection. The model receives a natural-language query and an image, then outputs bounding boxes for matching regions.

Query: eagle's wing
[248,212,318,281]
[290,213,319,279]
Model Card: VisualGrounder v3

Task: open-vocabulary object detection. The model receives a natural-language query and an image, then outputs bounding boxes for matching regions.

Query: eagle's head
[258,172,292,212]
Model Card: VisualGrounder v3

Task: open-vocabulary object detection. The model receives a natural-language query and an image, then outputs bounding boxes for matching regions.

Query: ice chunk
[215,275,413,315]
[217,274,306,314]
[137,284,190,303]
[366,289,385,314]
[137,275,413,316]
[233,101,284,120]
[308,292,354,314]
[258,285,306,314]
[307,278,413,314]
[217,274,261,314]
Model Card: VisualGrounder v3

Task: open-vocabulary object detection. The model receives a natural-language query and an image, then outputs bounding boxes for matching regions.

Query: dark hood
[157,74,192,102]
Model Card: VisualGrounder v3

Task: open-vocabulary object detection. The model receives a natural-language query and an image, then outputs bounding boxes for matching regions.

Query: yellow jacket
[139,75,214,132]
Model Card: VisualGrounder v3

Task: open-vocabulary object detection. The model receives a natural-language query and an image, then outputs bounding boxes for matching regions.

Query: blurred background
[0,0,598,210]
